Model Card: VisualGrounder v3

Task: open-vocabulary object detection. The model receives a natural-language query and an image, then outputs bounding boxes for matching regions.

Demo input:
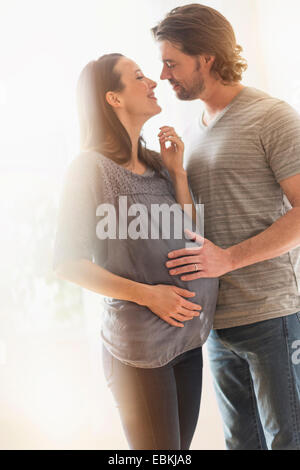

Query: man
[152,4,300,450]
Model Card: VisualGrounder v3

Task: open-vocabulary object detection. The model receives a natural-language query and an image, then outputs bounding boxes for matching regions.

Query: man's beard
[175,78,205,100]
[170,59,205,101]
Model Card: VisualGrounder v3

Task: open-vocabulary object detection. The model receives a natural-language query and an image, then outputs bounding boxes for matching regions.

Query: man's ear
[105,91,121,108]
[204,55,215,67]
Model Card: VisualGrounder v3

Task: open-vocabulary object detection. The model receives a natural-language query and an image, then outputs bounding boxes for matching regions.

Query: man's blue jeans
[206,312,300,450]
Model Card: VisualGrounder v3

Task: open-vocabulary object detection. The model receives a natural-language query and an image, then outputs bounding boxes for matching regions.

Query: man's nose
[160,66,171,81]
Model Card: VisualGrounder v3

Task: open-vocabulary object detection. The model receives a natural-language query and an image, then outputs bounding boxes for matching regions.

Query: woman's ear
[105,91,121,108]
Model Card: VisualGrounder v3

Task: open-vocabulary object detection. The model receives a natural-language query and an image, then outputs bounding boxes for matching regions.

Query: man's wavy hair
[152,3,247,84]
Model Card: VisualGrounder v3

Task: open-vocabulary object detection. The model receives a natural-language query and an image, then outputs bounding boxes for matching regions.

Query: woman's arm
[55,258,149,304]
[55,259,202,328]
[158,126,197,224]
[168,169,197,223]
[54,154,201,327]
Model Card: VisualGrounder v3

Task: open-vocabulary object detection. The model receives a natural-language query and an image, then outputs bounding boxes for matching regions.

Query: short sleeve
[260,100,300,183]
[53,154,105,271]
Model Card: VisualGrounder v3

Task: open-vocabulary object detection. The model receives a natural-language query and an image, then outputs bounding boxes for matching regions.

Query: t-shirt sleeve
[260,100,300,183]
[53,154,105,271]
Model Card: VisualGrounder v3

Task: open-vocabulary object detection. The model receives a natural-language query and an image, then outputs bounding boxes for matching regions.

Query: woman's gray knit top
[53,151,219,368]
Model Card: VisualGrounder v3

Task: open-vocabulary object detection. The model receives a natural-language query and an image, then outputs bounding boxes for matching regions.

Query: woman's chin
[152,104,162,116]
[142,105,162,123]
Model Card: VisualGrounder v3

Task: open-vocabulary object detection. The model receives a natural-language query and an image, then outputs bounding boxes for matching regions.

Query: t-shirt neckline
[199,86,249,131]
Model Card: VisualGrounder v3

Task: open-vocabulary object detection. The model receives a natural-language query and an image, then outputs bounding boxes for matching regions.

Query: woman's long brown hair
[77,53,164,175]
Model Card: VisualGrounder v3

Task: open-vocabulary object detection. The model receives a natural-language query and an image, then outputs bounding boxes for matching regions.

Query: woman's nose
[146,78,157,91]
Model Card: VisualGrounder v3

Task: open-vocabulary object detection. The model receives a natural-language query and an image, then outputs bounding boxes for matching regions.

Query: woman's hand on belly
[139,284,202,328]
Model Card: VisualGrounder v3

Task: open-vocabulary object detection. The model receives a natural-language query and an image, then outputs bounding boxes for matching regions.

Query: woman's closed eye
[136,71,145,80]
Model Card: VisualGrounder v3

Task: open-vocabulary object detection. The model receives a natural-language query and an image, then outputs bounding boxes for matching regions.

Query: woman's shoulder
[65,151,108,185]
[66,150,174,198]
[69,151,129,200]
[72,150,128,178]
[70,150,104,171]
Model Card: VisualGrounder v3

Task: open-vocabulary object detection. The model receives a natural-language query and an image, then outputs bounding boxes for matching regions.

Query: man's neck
[201,82,245,126]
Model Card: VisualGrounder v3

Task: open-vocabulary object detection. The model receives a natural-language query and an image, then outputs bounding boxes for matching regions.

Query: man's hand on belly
[165,229,234,280]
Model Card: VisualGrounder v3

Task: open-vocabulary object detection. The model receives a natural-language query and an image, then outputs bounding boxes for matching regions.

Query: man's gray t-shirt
[53,151,219,367]
[184,86,300,329]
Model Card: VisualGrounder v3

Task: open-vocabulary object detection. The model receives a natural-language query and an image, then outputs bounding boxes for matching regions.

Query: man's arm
[165,173,300,280]
[226,173,300,270]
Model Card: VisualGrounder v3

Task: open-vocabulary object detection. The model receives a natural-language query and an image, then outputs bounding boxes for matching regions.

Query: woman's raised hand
[142,284,201,328]
[158,126,185,175]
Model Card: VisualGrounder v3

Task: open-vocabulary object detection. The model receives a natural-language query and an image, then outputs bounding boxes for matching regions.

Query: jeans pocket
[296,311,300,325]
[102,345,114,385]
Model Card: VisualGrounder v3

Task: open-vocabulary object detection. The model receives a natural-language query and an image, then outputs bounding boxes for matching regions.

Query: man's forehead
[159,40,182,60]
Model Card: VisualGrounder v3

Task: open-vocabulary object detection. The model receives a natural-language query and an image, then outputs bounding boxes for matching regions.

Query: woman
[53,53,219,450]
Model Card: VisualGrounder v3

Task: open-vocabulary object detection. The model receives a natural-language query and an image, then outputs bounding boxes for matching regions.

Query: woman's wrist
[127,282,153,306]
[168,169,187,182]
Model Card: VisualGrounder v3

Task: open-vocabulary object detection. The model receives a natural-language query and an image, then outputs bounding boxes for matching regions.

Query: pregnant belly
[100,204,219,362]
[102,235,219,357]
[106,236,211,295]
